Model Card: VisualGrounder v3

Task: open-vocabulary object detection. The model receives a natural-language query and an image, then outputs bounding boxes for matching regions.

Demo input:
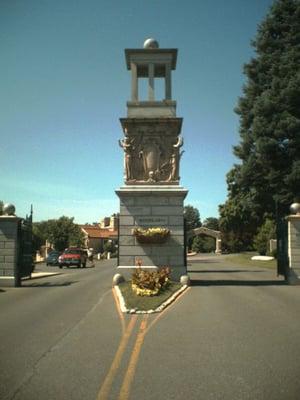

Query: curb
[0,272,62,287]
[25,272,62,280]
[114,284,189,314]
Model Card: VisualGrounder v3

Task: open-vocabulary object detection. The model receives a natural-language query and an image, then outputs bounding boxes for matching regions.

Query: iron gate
[277,216,289,279]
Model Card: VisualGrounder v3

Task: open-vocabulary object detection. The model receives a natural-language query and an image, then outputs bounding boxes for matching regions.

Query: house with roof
[80,215,118,254]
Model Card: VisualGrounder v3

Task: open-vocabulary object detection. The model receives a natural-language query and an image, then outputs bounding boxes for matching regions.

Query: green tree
[184,205,201,231]
[184,205,202,250]
[203,217,220,231]
[32,222,48,252]
[0,201,3,215]
[192,235,215,253]
[253,219,276,256]
[220,0,300,250]
[47,216,84,251]
[33,216,84,252]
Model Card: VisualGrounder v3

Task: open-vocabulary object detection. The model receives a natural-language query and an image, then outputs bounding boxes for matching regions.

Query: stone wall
[116,187,187,280]
[0,216,20,286]
[288,216,300,276]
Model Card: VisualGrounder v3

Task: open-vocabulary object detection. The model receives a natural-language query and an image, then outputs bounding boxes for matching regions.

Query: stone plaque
[135,216,168,226]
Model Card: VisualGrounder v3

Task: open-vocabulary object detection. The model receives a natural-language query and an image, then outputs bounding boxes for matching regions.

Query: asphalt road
[1,256,300,400]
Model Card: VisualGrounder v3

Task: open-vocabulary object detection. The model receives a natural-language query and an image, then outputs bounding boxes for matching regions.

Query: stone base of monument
[287,269,300,285]
[287,214,300,285]
[116,185,188,282]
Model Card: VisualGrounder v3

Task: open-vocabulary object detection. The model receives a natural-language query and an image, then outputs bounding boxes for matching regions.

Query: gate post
[215,236,222,254]
[287,203,300,285]
[0,205,21,287]
[184,218,187,267]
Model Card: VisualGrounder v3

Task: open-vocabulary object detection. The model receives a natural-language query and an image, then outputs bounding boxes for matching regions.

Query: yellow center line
[98,286,191,399]
[97,315,137,400]
[118,315,149,400]
[112,287,126,335]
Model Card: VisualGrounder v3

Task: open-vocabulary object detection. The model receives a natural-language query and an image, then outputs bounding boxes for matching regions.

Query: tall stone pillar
[131,62,138,101]
[165,62,172,100]
[0,206,21,287]
[148,63,155,101]
[215,237,222,254]
[287,203,300,284]
[116,38,188,281]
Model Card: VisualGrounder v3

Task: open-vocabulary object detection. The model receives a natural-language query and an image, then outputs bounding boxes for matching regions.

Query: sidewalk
[0,270,62,287]
[26,271,62,280]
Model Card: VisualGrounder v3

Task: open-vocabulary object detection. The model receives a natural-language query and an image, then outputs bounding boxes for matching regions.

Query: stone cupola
[125,38,178,118]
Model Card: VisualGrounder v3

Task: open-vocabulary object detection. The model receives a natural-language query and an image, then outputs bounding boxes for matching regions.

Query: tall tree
[0,201,3,215]
[203,217,220,231]
[33,216,84,252]
[184,205,201,231]
[220,0,300,249]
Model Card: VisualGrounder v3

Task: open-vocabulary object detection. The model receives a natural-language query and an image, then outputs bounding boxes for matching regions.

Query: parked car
[46,251,61,266]
[58,248,88,268]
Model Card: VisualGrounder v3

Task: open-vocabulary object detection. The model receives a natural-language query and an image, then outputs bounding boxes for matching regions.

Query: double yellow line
[96,295,149,400]
[97,286,190,400]
[118,315,148,400]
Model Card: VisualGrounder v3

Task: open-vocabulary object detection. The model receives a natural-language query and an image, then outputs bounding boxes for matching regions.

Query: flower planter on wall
[133,227,170,244]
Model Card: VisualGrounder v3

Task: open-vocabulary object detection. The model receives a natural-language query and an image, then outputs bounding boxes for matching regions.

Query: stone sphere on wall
[290,203,300,215]
[112,273,125,286]
[3,203,16,216]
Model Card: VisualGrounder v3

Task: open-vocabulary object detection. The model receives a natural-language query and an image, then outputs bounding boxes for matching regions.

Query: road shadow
[188,269,266,274]
[188,259,221,264]
[55,265,95,270]
[22,281,78,288]
[191,279,287,286]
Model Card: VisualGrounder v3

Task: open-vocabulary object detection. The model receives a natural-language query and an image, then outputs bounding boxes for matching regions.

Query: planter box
[135,233,169,244]
[133,228,170,244]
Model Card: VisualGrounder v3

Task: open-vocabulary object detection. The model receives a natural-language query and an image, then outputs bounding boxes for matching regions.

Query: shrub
[192,235,215,253]
[131,266,171,296]
[253,219,276,256]
[222,231,244,253]
[271,248,277,259]
[103,241,116,253]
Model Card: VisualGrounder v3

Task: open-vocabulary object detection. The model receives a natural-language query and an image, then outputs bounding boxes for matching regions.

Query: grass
[118,281,182,311]
[222,252,277,269]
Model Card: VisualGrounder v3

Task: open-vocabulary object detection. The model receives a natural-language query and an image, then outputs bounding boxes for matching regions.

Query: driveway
[1,256,299,400]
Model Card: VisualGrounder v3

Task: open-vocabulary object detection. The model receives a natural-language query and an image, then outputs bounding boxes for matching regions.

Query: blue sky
[0,0,274,223]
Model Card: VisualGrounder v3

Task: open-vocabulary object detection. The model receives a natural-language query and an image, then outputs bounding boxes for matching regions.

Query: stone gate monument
[116,38,188,280]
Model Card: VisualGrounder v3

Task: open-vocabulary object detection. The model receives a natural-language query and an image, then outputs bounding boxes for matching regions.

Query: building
[80,215,118,254]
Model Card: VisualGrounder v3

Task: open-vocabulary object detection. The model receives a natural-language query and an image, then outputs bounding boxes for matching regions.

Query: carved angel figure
[118,138,135,181]
[168,136,184,181]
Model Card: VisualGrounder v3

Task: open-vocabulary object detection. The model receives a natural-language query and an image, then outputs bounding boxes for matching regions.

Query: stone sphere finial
[143,38,159,49]
[290,203,300,215]
[112,273,125,286]
[180,275,190,286]
[3,203,16,216]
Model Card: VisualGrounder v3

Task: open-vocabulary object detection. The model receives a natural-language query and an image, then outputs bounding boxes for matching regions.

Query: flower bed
[131,266,171,296]
[117,280,183,312]
[133,227,170,244]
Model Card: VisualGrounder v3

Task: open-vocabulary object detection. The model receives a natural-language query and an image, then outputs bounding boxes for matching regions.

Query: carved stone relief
[139,139,162,182]
[118,138,135,181]
[119,131,184,184]
[167,136,184,182]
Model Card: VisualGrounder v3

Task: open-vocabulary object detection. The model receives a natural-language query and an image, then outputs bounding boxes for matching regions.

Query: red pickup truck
[58,248,88,268]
